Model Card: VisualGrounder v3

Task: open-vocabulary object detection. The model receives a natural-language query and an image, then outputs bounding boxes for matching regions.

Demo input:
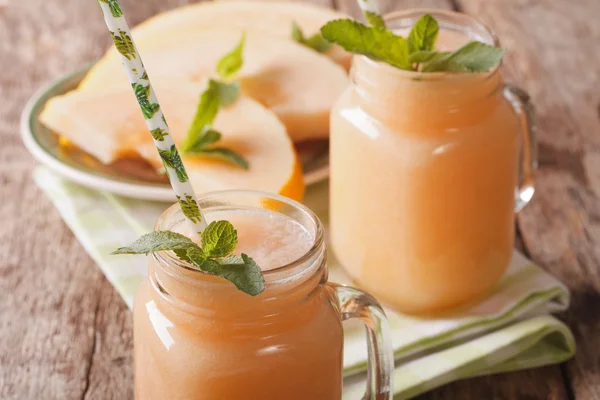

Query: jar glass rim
[153,190,326,284]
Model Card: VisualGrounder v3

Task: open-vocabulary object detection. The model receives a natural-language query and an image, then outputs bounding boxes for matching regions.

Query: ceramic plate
[21,66,330,201]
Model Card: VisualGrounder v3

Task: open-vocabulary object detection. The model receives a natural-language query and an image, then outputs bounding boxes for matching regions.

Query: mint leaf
[407,14,438,53]
[194,147,249,170]
[320,15,503,73]
[112,229,265,296]
[187,251,264,296]
[183,246,207,266]
[321,19,410,70]
[188,248,264,296]
[216,34,245,80]
[201,220,238,258]
[181,79,247,168]
[291,21,304,42]
[364,11,386,30]
[182,41,248,168]
[420,53,470,72]
[185,129,222,153]
[181,80,221,152]
[208,254,265,296]
[112,231,197,255]
[219,255,244,264]
[408,50,440,64]
[421,41,504,72]
[291,22,332,53]
[215,81,240,107]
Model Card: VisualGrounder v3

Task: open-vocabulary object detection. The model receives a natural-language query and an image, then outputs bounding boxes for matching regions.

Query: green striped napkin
[34,166,575,399]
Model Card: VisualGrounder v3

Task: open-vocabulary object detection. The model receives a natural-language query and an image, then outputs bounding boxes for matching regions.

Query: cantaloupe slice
[39,81,305,200]
[101,1,351,69]
[79,29,348,142]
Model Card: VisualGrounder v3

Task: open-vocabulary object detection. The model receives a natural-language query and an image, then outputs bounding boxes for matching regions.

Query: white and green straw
[95,0,207,233]
[358,0,386,29]
[358,0,381,15]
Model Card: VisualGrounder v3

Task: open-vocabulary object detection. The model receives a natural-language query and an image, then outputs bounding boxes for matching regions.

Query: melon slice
[39,81,305,200]
[103,1,351,69]
[79,29,348,142]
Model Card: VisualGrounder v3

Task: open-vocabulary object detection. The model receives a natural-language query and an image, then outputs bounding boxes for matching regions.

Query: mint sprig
[321,14,503,73]
[112,221,265,296]
[201,220,237,258]
[321,19,410,70]
[216,34,245,79]
[418,41,505,72]
[291,22,332,53]
[407,14,438,53]
[364,11,386,30]
[181,35,249,170]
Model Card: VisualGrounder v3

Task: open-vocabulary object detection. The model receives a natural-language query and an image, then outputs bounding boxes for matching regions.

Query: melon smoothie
[329,10,536,314]
[133,191,394,399]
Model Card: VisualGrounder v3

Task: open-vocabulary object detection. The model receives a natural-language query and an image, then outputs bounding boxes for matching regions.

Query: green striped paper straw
[95,0,207,233]
[357,0,386,29]
[358,0,382,15]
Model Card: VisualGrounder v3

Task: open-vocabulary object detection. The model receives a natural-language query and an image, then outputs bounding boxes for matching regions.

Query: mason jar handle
[328,283,394,399]
[503,84,538,212]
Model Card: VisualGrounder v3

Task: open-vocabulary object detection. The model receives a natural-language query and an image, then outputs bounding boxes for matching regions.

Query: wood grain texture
[0,0,596,398]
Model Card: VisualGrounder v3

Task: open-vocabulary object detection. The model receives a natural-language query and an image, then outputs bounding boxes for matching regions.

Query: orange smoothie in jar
[330,11,528,314]
[134,206,342,399]
[133,192,394,400]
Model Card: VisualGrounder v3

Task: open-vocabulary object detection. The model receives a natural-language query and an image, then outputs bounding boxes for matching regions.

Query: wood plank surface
[0,0,597,399]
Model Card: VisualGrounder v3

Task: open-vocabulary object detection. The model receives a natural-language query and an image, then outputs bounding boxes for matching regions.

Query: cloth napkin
[34,166,575,399]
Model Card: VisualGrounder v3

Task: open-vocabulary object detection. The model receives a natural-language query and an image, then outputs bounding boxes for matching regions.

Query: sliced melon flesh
[79,29,348,142]
[105,1,351,69]
[39,81,305,200]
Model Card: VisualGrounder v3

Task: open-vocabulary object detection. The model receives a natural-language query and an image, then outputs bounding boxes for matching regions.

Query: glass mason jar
[330,9,536,314]
[134,191,394,399]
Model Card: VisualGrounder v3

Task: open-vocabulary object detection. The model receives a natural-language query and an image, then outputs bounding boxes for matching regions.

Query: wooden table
[1,0,598,398]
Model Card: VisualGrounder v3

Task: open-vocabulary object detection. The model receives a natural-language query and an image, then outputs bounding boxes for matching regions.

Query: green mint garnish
[113,230,198,254]
[181,35,249,170]
[291,22,332,53]
[216,34,246,79]
[194,147,249,170]
[321,14,504,73]
[215,81,241,107]
[201,220,238,258]
[112,221,265,296]
[407,14,438,53]
[181,80,223,151]
[201,254,263,296]
[364,11,386,30]
[321,19,410,69]
[418,41,505,72]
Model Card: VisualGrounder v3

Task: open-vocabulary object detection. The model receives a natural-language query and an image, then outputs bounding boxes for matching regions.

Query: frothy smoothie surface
[175,209,313,271]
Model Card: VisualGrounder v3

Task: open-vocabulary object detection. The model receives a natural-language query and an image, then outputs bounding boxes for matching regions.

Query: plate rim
[21,67,329,202]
